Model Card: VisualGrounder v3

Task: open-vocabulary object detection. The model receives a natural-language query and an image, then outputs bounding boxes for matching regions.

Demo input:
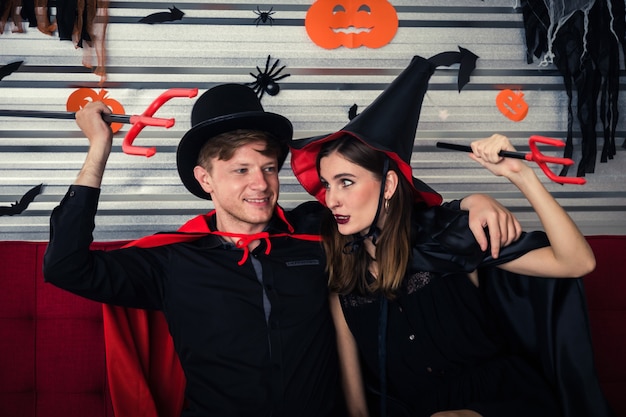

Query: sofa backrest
[0,237,625,417]
[584,236,626,417]
[0,241,124,417]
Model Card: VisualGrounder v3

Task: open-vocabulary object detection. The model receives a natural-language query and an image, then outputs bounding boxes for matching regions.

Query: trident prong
[121,88,198,157]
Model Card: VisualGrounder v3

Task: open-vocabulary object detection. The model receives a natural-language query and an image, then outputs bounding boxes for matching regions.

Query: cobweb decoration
[539,0,598,66]
[521,0,625,177]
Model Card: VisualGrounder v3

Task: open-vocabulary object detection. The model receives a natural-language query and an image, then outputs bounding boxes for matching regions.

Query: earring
[384,198,390,212]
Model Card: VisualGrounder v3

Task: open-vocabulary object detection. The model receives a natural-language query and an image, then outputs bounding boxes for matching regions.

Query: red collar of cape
[123,205,321,265]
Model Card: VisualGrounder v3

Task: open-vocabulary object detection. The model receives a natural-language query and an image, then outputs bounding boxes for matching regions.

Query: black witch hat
[290,49,478,207]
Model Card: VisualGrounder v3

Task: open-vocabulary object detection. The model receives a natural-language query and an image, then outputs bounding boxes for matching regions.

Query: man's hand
[461,193,522,258]
[74,101,114,188]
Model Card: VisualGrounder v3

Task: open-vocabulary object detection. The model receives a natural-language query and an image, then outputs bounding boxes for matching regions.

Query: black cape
[382,206,615,417]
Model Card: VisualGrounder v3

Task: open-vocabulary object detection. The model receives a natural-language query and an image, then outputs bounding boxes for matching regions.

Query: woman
[292,132,596,417]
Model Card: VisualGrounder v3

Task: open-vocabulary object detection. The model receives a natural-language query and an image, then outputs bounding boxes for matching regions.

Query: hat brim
[177,111,293,200]
[290,132,442,207]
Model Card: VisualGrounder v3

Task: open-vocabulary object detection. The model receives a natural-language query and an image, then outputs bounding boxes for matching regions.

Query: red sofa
[0,241,123,417]
[1,237,625,417]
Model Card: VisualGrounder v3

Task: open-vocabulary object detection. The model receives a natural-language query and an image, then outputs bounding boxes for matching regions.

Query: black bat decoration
[0,184,44,216]
[428,46,479,92]
[348,104,359,120]
[0,61,24,81]
[139,6,185,24]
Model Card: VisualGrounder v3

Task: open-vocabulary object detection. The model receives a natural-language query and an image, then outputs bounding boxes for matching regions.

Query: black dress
[340,269,561,417]
[336,205,613,417]
[340,207,561,417]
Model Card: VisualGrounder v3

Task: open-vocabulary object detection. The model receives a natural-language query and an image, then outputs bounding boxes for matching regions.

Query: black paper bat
[139,6,184,24]
[348,103,359,120]
[0,61,24,81]
[0,184,44,216]
[428,46,479,92]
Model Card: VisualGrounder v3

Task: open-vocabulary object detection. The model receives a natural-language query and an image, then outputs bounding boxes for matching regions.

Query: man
[43,83,520,417]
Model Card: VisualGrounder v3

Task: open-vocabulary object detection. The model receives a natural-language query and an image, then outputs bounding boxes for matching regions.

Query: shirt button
[398,306,403,312]
[408,334,415,341]
[69,190,75,197]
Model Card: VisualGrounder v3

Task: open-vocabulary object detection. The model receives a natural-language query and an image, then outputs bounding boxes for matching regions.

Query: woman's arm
[469,134,595,278]
[330,293,370,417]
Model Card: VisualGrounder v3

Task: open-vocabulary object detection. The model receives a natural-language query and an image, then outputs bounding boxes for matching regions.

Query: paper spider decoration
[253,6,275,26]
[246,55,291,99]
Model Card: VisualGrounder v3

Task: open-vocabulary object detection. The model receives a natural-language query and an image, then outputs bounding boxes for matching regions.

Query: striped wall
[1,0,625,241]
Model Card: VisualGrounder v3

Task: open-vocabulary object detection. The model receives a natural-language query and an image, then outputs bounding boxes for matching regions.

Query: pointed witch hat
[290,53,467,207]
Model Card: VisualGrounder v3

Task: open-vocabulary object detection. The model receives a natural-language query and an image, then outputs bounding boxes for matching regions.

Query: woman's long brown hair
[317,136,414,299]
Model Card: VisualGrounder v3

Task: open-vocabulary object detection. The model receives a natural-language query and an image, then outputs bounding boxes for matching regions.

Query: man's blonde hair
[197,129,283,172]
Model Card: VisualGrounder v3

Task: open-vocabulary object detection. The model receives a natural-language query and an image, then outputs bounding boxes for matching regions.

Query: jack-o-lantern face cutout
[305,0,398,49]
[496,89,529,122]
[66,88,126,133]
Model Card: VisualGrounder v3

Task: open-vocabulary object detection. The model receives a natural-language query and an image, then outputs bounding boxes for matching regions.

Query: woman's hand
[468,134,528,180]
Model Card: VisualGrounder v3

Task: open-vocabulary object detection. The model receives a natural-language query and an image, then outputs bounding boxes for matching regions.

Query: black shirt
[43,185,340,417]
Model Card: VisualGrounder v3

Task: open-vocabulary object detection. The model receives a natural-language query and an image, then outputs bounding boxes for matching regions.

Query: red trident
[122,88,198,157]
[436,135,586,185]
[0,88,198,158]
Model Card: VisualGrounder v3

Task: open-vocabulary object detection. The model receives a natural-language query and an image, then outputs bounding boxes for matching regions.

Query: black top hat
[290,55,443,207]
[177,83,293,200]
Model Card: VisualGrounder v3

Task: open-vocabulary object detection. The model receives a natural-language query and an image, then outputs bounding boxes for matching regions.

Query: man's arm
[459,194,522,259]
[43,185,165,309]
[43,102,164,309]
[73,101,114,187]
[444,194,522,259]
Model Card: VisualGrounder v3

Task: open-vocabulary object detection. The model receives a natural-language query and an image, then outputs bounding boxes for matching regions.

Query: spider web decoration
[246,55,291,100]
[521,0,625,178]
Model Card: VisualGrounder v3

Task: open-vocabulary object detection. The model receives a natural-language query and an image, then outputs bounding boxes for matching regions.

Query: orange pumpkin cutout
[305,0,398,49]
[66,88,126,133]
[496,89,529,122]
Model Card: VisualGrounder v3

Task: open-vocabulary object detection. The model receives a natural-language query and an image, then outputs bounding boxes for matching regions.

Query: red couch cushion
[0,237,624,417]
[0,241,122,417]
[584,236,626,417]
